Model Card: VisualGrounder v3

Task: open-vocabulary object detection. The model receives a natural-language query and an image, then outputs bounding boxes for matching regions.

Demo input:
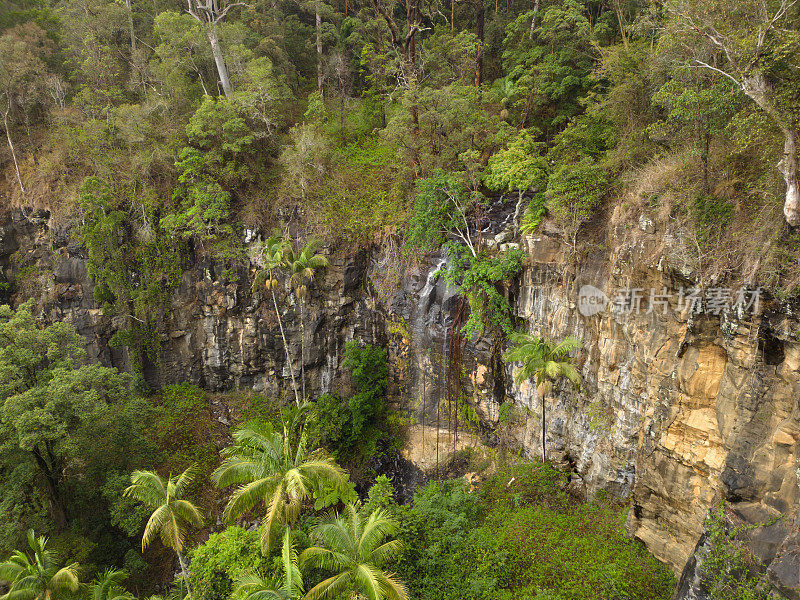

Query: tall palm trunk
[271,285,300,406]
[177,551,193,597]
[541,394,546,462]
[299,299,307,401]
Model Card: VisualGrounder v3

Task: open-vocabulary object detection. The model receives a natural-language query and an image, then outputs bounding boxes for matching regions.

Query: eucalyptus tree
[185,0,247,99]
[287,239,329,401]
[233,528,303,600]
[505,333,581,462]
[300,504,408,600]
[213,421,346,555]
[254,233,301,407]
[0,530,80,600]
[124,466,204,594]
[665,0,800,226]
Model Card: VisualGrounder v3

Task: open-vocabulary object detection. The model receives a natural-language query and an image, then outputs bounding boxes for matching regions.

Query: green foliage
[213,421,346,555]
[162,96,257,239]
[300,503,408,600]
[398,464,675,600]
[363,475,399,518]
[700,507,776,600]
[405,170,473,253]
[501,1,598,131]
[152,383,218,483]
[191,526,269,600]
[79,177,182,366]
[485,129,548,194]
[0,529,80,600]
[444,245,525,338]
[124,466,204,561]
[307,341,389,465]
[691,194,735,247]
[0,302,135,542]
[545,158,609,237]
[520,194,547,234]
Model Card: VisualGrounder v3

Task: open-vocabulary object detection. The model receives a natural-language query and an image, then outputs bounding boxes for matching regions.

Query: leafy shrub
[398,464,675,600]
[700,507,776,600]
[444,244,525,338]
[405,170,473,253]
[545,157,609,237]
[307,341,389,465]
[520,193,547,234]
[190,526,268,600]
[152,383,218,486]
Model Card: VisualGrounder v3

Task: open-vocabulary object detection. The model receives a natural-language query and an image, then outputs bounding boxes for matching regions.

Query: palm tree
[213,421,346,556]
[124,466,203,595]
[287,239,329,401]
[254,233,301,407]
[234,528,303,600]
[0,529,80,600]
[299,504,408,600]
[505,333,581,462]
[89,569,134,600]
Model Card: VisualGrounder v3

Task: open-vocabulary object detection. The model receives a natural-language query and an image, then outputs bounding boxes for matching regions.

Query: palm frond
[50,563,80,592]
[379,572,409,600]
[368,539,404,567]
[302,572,351,600]
[260,480,287,555]
[354,563,384,600]
[172,499,204,528]
[142,504,171,551]
[222,477,277,523]
[173,465,198,498]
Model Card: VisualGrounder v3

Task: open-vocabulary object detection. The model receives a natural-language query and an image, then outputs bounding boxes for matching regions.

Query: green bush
[307,341,390,466]
[444,244,525,338]
[700,507,776,600]
[190,526,268,600]
[153,383,218,483]
[397,464,675,600]
[545,158,609,235]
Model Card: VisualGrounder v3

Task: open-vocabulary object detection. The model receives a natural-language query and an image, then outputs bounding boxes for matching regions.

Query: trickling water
[405,251,459,426]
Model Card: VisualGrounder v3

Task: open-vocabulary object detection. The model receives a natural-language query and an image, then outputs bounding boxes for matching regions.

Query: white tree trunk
[177,551,193,597]
[271,285,301,406]
[740,73,800,227]
[3,110,25,196]
[528,0,539,39]
[207,25,234,100]
[124,0,136,54]
[316,5,324,95]
[780,131,800,226]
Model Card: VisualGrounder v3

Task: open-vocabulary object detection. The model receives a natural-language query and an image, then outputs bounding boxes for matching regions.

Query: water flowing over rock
[3,205,800,595]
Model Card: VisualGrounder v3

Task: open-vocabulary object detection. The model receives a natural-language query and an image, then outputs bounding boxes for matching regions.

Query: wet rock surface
[3,206,800,596]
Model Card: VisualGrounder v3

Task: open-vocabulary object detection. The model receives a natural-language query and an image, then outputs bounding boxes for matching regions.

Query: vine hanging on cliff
[79,176,183,374]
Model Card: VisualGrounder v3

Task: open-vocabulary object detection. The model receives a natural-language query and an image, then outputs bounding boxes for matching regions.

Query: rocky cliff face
[497,219,800,596]
[2,204,800,596]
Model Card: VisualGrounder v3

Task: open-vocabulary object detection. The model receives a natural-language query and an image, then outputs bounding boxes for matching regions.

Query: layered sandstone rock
[3,205,800,595]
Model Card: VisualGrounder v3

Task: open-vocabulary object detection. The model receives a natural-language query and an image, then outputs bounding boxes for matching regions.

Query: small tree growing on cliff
[505,333,581,462]
[254,233,301,407]
[287,239,329,402]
